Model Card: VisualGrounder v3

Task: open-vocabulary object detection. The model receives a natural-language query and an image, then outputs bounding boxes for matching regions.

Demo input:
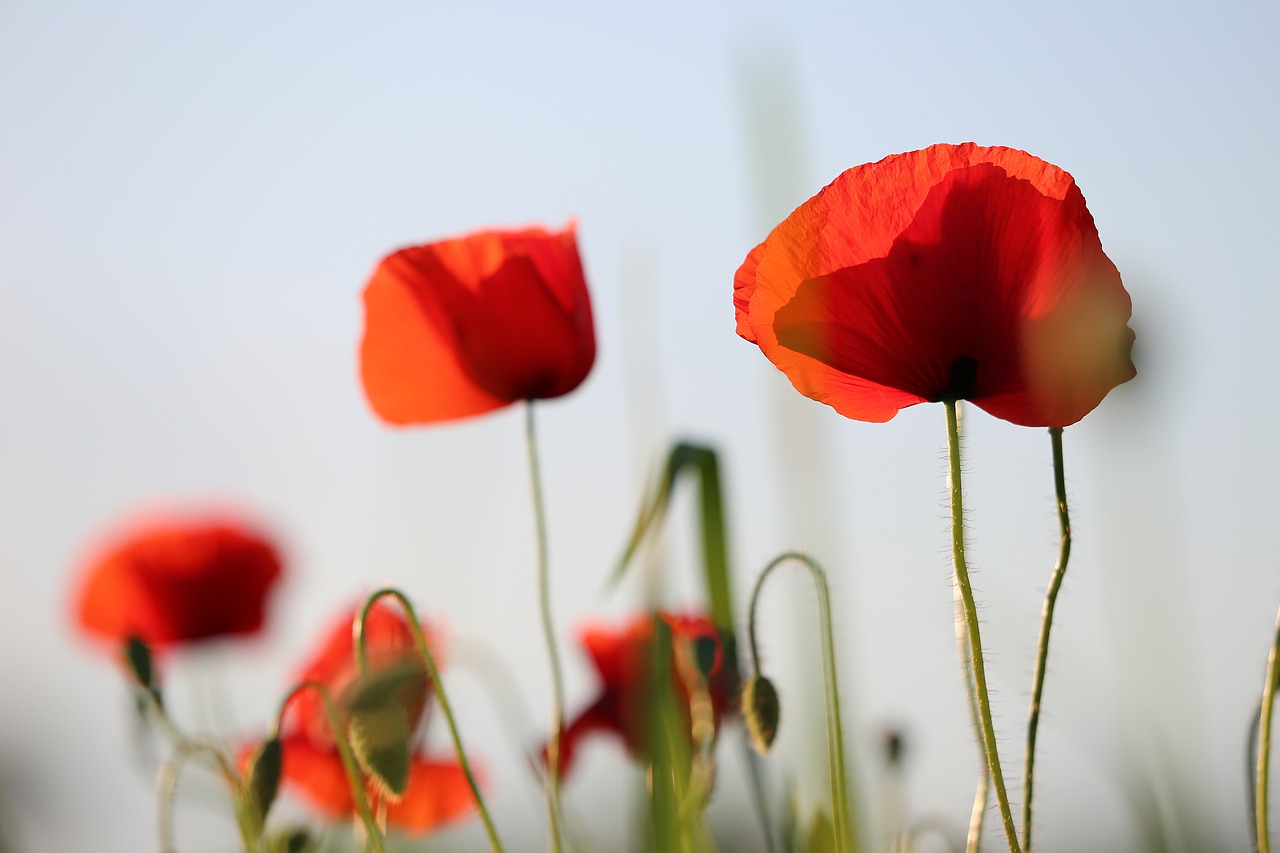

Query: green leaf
[613,442,736,639]
[804,810,837,853]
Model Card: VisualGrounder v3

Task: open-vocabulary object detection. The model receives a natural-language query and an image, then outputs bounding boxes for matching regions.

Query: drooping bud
[345,666,419,799]
[123,635,161,704]
[243,737,283,833]
[742,675,780,754]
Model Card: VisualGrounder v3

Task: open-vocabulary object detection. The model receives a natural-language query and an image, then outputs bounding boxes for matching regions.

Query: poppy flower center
[929,357,979,403]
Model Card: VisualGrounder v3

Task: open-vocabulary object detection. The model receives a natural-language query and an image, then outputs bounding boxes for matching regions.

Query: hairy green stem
[276,681,385,853]
[747,551,855,853]
[944,401,1021,853]
[356,589,505,852]
[1256,603,1280,853]
[1022,426,1071,850]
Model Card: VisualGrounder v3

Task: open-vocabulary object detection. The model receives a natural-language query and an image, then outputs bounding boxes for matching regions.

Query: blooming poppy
[554,612,734,779]
[360,223,596,425]
[734,142,1136,427]
[268,602,478,834]
[74,514,283,647]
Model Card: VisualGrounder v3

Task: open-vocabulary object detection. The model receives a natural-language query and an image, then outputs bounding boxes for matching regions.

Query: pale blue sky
[1,2,1277,850]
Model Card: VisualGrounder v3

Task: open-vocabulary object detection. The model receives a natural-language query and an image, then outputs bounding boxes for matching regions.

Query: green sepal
[345,659,426,712]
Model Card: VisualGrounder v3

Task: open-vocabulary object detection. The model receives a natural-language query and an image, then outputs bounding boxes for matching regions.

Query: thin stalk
[276,681,385,853]
[944,400,1021,853]
[357,590,505,852]
[747,552,854,853]
[156,739,253,853]
[1022,426,1072,851]
[954,544,989,853]
[526,401,567,853]
[140,687,255,851]
[1256,603,1280,853]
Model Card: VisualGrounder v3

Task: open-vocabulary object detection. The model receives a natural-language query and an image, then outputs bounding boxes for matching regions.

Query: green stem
[747,551,854,853]
[356,589,506,852]
[157,738,254,853]
[276,681,386,853]
[944,400,1021,853]
[1022,426,1071,851]
[141,687,255,851]
[954,584,987,853]
[526,401,566,853]
[1256,603,1280,853]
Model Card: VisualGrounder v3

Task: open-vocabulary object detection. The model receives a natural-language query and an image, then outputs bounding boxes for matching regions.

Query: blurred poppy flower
[74,514,282,647]
[554,612,734,779]
[361,223,596,425]
[270,602,478,834]
[735,142,1135,427]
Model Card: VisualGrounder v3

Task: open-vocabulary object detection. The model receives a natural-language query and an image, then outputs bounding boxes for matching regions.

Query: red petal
[278,734,358,819]
[737,143,1133,425]
[360,224,594,425]
[384,757,481,833]
[74,515,282,646]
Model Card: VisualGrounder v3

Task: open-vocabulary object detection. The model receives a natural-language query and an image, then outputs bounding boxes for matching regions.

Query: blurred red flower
[74,514,282,647]
[361,223,596,425]
[273,602,477,834]
[555,612,734,779]
[735,142,1136,427]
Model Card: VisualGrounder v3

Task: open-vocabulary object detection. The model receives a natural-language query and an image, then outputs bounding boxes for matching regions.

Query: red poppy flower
[555,612,734,779]
[734,143,1136,427]
[74,514,283,647]
[271,602,478,834]
[360,223,596,425]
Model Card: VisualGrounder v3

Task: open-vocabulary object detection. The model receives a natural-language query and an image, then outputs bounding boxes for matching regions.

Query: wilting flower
[554,612,734,778]
[74,514,283,647]
[269,602,477,834]
[361,223,596,426]
[734,142,1135,427]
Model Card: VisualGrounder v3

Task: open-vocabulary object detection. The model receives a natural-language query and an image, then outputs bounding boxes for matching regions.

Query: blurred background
[2,1,1278,850]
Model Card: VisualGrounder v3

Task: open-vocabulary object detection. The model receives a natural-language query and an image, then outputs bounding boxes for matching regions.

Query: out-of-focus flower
[360,223,596,425]
[271,603,477,834]
[74,514,282,647]
[734,142,1135,427]
[555,612,734,779]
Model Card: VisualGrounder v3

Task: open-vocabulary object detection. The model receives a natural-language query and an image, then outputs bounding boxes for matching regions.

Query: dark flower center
[929,357,979,403]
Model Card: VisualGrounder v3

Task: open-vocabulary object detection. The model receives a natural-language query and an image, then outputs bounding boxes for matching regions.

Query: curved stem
[1256,603,1280,853]
[157,739,251,853]
[525,402,566,853]
[1022,426,1071,851]
[747,551,854,853]
[356,589,506,852]
[944,401,1021,853]
[141,687,255,851]
[276,681,385,853]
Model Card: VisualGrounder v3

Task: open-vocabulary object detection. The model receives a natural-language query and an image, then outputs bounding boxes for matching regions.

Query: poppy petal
[278,734,357,819]
[361,250,508,425]
[384,757,480,833]
[738,143,1133,426]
